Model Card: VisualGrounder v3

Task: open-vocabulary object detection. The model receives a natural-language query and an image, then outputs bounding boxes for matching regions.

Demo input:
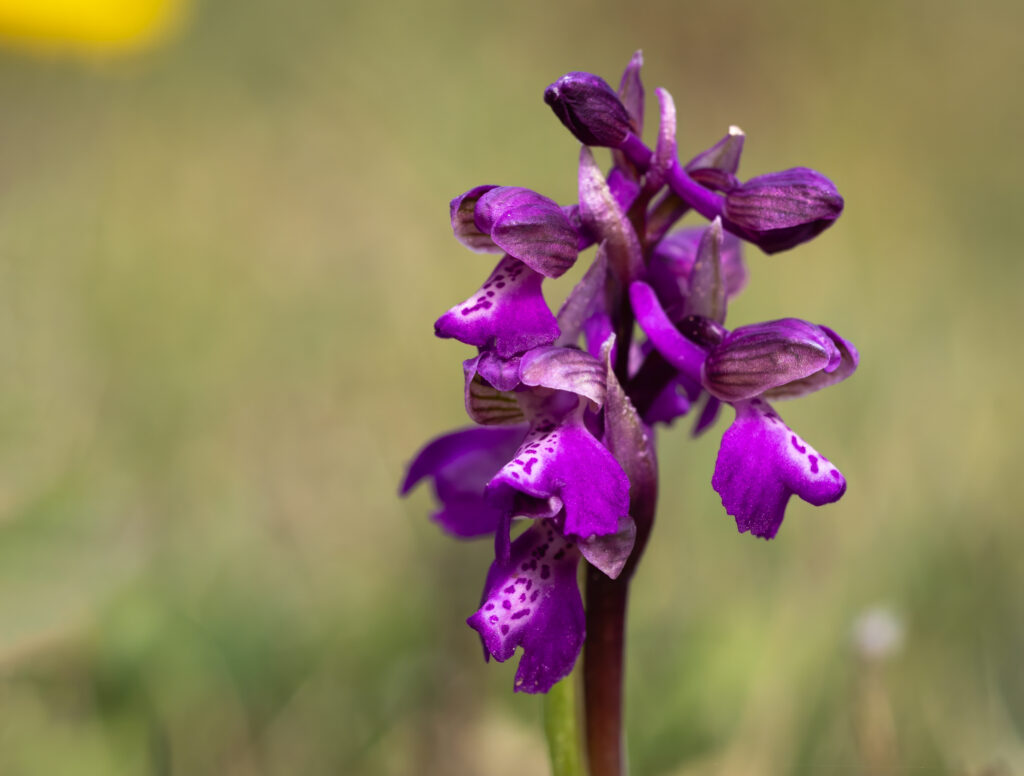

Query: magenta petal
[467,519,584,693]
[487,412,629,540]
[401,426,526,537]
[434,256,560,358]
[702,318,841,402]
[629,281,707,382]
[712,399,847,539]
[475,187,579,278]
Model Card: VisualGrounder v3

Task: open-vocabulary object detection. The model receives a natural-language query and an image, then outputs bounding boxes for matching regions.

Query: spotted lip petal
[712,399,846,539]
[724,167,844,254]
[434,255,560,358]
[702,318,842,403]
[486,407,629,541]
[401,426,526,537]
[467,519,584,694]
[544,71,633,148]
[472,187,579,278]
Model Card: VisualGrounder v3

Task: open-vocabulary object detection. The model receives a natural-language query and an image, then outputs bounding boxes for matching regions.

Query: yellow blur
[0,0,180,53]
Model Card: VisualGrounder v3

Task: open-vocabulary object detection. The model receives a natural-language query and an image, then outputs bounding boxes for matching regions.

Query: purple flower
[405,54,859,701]
[434,255,560,357]
[630,223,858,538]
[467,518,584,693]
[401,425,526,537]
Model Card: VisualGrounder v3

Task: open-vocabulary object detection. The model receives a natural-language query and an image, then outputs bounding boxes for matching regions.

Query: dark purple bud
[544,71,634,148]
[702,319,843,402]
[724,168,844,254]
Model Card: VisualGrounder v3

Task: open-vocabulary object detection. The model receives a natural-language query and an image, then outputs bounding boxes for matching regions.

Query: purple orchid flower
[403,52,858,736]
[630,247,858,538]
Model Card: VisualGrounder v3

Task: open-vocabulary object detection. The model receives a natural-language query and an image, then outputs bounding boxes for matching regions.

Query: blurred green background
[0,0,1021,774]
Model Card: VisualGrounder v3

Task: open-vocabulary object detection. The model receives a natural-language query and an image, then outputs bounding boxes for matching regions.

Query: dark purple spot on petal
[530,590,540,602]
[511,609,531,620]
[485,603,494,611]
[808,455,819,474]
[489,615,499,624]
[504,585,516,594]
[523,457,539,474]
[501,624,510,635]
[791,435,806,454]
[502,599,512,610]
[540,565,551,580]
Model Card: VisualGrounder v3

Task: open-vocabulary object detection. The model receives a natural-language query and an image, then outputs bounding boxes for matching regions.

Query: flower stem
[544,670,584,776]
[584,568,629,776]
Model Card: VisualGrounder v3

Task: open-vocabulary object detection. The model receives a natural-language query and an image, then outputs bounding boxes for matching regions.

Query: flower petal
[487,409,629,541]
[435,256,560,358]
[712,399,847,539]
[685,126,745,177]
[401,426,526,537]
[764,325,859,400]
[467,519,584,693]
[578,515,636,580]
[616,50,645,135]
[578,147,644,284]
[686,217,727,323]
[474,187,579,278]
[724,167,844,254]
[647,226,746,320]
[450,185,501,252]
[463,355,526,426]
[702,318,841,402]
[519,346,607,409]
[556,244,608,347]
[643,88,677,192]
[629,281,706,382]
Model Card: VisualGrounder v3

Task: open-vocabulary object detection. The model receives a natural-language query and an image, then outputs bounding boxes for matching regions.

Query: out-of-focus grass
[0,0,1021,774]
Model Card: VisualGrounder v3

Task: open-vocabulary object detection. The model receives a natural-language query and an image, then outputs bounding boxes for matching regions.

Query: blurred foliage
[0,0,1021,774]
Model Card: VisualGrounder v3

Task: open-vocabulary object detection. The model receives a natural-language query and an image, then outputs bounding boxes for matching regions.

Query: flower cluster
[402,52,857,693]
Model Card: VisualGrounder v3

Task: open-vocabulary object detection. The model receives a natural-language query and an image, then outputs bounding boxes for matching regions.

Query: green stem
[544,670,584,776]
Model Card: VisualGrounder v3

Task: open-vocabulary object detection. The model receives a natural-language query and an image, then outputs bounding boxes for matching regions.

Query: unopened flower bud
[544,71,634,147]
